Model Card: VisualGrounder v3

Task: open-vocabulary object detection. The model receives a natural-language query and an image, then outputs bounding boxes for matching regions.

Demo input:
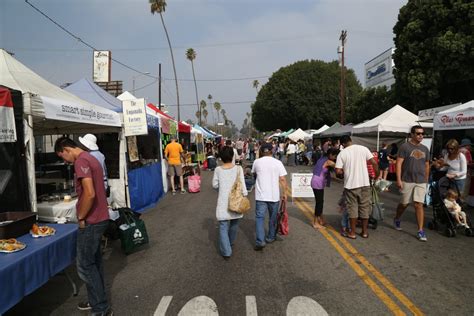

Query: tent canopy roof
[352,104,427,135]
[64,78,122,113]
[0,49,121,134]
[288,128,312,141]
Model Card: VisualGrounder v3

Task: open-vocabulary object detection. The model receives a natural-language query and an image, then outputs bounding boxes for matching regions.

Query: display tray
[0,239,27,253]
[0,212,37,239]
[30,224,56,238]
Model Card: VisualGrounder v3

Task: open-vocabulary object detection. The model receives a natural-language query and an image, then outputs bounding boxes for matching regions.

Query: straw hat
[79,134,98,151]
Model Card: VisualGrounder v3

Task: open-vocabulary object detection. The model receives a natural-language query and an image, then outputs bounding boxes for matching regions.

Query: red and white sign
[434,109,474,130]
[0,88,17,142]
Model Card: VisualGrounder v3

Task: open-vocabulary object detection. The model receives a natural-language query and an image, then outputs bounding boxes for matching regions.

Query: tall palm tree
[246,111,252,137]
[150,0,181,120]
[213,102,222,133]
[207,94,214,126]
[200,100,207,125]
[252,80,259,93]
[202,108,208,125]
[186,48,200,124]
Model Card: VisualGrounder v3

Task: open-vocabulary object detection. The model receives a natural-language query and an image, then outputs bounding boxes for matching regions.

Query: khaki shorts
[345,186,371,219]
[168,164,183,177]
[400,182,426,204]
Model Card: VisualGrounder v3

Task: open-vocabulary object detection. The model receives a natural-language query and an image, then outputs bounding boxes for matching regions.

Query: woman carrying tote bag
[212,146,248,260]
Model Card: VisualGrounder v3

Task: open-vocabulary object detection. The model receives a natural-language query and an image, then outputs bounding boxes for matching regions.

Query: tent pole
[376,131,380,153]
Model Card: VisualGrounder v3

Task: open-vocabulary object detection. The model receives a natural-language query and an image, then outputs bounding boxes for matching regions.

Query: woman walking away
[212,146,248,260]
[378,143,389,180]
[311,148,339,229]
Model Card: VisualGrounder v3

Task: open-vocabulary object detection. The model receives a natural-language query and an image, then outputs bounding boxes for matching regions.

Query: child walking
[338,191,351,236]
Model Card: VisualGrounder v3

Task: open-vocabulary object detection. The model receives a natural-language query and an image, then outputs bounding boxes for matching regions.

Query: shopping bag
[371,202,384,221]
[228,168,251,214]
[277,199,289,235]
[117,208,149,254]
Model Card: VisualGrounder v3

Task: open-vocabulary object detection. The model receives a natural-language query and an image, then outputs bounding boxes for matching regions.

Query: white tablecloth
[37,199,78,223]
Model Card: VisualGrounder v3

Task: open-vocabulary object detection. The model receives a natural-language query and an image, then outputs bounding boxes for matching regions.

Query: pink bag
[188,174,201,193]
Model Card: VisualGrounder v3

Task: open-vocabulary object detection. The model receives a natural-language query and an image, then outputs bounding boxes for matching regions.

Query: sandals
[360,233,369,238]
[346,234,357,240]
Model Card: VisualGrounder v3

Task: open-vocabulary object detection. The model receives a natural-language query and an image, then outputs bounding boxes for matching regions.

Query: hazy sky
[1,0,406,128]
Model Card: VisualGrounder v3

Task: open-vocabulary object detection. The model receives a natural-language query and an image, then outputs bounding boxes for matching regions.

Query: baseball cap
[460,138,471,147]
[260,143,273,153]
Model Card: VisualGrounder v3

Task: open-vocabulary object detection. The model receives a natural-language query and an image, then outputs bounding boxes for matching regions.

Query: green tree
[207,94,214,125]
[150,0,181,120]
[186,48,200,124]
[252,60,361,131]
[348,86,394,124]
[393,0,474,112]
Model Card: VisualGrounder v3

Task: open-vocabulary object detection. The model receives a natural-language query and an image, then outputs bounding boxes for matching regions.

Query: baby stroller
[427,176,473,237]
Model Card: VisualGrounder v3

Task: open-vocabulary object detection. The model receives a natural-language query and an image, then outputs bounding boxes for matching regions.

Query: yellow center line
[289,190,425,316]
[293,199,406,316]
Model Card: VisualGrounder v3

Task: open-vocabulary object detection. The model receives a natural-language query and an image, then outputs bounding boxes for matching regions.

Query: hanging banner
[93,50,111,83]
[41,96,121,127]
[123,98,148,136]
[434,108,474,130]
[291,173,314,198]
[0,88,16,142]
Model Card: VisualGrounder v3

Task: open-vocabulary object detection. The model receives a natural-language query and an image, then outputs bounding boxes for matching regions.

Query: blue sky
[1,0,406,127]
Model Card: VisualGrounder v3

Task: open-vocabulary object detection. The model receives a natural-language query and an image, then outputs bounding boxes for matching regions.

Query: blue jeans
[76,220,110,314]
[255,200,280,247]
[219,219,240,257]
[455,179,466,193]
[249,151,256,161]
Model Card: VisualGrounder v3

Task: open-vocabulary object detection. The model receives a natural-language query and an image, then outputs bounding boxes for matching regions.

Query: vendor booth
[319,122,353,138]
[0,49,121,218]
[352,105,432,151]
[288,128,312,142]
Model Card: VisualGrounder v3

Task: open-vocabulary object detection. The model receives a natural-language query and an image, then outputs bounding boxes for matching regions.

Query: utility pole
[339,30,347,125]
[158,63,162,110]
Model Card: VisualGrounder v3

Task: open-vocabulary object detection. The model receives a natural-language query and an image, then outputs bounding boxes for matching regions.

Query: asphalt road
[6,164,474,315]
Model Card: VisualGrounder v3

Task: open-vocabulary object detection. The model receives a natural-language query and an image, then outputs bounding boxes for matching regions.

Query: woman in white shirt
[435,139,467,192]
[212,146,247,260]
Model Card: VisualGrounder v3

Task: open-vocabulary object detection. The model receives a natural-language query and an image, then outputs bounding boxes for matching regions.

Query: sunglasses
[447,147,455,151]
[414,132,424,136]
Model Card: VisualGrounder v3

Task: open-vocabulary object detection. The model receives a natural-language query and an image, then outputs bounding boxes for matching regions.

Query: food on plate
[31,223,56,236]
[0,238,26,252]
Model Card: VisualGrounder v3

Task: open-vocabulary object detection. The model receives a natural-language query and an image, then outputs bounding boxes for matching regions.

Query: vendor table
[0,224,77,314]
[37,199,78,223]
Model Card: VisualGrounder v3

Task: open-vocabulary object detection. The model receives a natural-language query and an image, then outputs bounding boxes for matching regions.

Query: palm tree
[199,100,207,125]
[150,0,181,120]
[207,94,214,126]
[246,111,252,137]
[252,80,259,93]
[213,102,222,133]
[202,108,208,125]
[195,111,200,122]
[186,48,200,124]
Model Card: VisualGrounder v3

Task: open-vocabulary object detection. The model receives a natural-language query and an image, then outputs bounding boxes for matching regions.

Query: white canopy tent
[288,128,312,142]
[306,125,330,137]
[0,49,121,212]
[352,104,432,151]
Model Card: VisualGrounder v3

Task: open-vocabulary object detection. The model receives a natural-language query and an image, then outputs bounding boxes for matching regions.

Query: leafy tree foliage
[252,60,361,131]
[347,86,394,124]
[393,0,474,112]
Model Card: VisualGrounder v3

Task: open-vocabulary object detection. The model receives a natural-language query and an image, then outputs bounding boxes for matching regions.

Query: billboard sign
[93,50,111,83]
[365,48,395,89]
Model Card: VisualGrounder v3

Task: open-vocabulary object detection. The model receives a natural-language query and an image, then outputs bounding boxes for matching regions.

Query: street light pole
[132,72,150,96]
[338,30,347,125]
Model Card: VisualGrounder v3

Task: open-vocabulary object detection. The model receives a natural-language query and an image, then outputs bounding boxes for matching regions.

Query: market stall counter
[36,199,78,223]
[0,223,77,314]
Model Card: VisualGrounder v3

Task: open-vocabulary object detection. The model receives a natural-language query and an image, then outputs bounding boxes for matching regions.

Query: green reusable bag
[118,208,149,254]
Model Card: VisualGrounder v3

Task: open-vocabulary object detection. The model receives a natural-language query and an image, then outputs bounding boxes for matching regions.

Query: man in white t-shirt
[252,143,288,250]
[335,135,379,239]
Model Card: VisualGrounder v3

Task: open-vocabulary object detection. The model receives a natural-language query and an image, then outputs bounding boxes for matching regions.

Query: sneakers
[417,230,427,242]
[181,189,186,194]
[254,245,264,251]
[394,218,402,231]
[77,301,91,311]
[171,190,176,195]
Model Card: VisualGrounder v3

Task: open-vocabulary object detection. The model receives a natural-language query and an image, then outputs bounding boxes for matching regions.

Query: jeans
[455,179,466,193]
[255,200,280,246]
[249,151,256,161]
[76,220,110,314]
[219,219,240,257]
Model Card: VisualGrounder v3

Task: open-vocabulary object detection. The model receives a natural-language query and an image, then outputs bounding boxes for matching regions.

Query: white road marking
[154,296,173,316]
[178,295,219,316]
[286,296,329,316]
[246,295,258,316]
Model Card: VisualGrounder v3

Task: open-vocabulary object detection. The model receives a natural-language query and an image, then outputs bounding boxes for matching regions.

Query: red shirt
[75,151,109,224]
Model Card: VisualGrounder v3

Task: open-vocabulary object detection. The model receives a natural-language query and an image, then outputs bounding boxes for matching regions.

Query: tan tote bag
[228,167,251,214]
